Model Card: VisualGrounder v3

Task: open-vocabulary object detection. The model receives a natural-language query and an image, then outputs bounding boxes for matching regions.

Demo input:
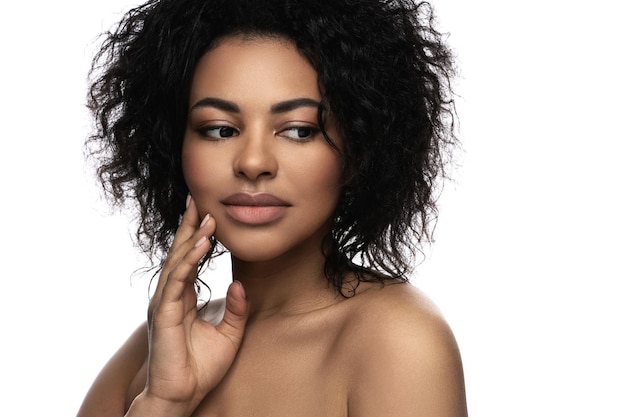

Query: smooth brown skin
[77,37,467,417]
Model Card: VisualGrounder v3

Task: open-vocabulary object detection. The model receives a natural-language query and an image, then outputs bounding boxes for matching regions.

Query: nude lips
[221,193,290,225]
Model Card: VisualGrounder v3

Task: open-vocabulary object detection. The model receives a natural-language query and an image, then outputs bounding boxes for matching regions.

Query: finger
[153,197,209,298]
[169,195,201,254]
[150,211,215,319]
[158,216,216,308]
[216,281,249,348]
[151,245,207,329]
[155,196,200,293]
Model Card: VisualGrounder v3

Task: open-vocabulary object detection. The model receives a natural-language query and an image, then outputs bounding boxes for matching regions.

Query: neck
[231,248,339,320]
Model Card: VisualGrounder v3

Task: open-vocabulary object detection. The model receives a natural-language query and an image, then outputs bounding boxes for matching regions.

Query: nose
[233,129,278,181]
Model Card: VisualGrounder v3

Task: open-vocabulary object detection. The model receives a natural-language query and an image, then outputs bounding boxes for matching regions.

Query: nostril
[233,141,278,180]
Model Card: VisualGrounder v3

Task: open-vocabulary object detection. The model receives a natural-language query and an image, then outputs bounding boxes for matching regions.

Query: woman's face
[182,36,343,262]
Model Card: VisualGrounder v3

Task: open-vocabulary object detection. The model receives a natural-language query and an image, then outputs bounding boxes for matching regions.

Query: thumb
[216,281,249,348]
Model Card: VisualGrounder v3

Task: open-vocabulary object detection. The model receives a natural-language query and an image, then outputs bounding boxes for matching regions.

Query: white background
[1,1,624,415]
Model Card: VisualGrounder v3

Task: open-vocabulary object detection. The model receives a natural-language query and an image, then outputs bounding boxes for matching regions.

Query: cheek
[316,148,344,189]
[181,140,219,209]
[181,144,203,191]
[299,152,343,206]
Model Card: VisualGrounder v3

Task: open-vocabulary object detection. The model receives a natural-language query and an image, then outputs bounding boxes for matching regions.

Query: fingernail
[194,236,207,248]
[234,280,246,299]
[200,213,211,228]
[186,194,191,208]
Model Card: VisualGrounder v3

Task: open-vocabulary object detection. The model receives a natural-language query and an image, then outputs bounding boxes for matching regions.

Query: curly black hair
[87,0,457,294]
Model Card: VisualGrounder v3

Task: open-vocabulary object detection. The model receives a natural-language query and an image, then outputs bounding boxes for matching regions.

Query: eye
[198,125,239,139]
[279,126,319,142]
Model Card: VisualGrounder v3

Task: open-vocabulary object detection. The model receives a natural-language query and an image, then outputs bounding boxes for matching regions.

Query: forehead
[188,35,321,106]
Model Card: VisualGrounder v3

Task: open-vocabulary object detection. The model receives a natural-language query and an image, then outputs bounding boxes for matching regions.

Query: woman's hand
[128,195,248,417]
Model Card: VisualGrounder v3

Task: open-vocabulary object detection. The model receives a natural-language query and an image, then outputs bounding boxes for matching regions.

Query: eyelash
[278,125,320,142]
[195,124,320,142]
[197,125,239,139]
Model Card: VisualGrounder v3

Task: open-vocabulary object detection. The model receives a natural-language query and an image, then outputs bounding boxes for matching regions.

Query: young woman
[78,0,467,416]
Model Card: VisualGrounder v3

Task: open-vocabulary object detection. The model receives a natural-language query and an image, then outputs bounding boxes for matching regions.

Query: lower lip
[224,205,288,225]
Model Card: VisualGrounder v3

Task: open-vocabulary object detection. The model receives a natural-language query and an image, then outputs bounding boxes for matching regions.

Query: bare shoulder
[343,282,467,417]
[77,322,149,417]
[345,282,455,346]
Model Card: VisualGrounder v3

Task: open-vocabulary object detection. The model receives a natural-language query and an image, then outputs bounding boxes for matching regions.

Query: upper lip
[221,193,290,206]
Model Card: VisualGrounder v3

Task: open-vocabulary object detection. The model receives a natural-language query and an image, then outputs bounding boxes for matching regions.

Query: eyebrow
[270,98,320,113]
[189,97,320,114]
[190,97,239,113]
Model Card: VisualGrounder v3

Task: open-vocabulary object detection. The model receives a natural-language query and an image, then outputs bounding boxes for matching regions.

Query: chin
[217,237,282,263]
[219,234,321,265]
[225,247,288,264]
